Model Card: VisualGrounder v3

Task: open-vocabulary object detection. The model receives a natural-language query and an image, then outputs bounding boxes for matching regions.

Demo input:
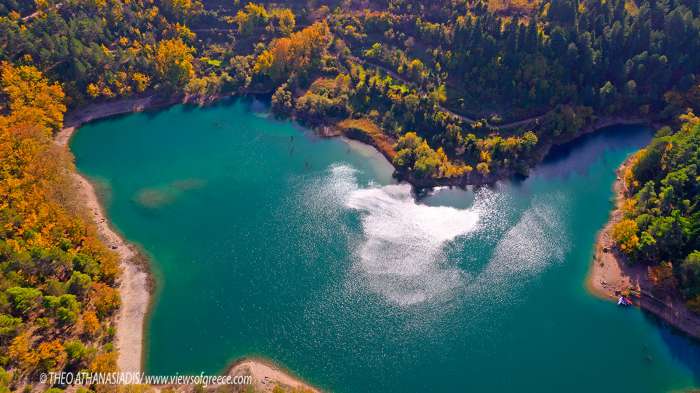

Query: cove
[70,98,700,392]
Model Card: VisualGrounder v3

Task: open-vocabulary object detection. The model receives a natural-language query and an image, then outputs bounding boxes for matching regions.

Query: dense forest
[612,113,700,313]
[1,0,700,389]
[2,0,699,184]
[0,62,120,391]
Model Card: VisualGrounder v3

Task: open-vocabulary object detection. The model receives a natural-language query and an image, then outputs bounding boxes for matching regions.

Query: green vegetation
[0,62,120,390]
[1,0,700,386]
[613,113,700,312]
[2,0,699,183]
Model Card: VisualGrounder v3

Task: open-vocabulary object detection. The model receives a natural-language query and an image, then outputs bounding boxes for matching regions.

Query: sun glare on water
[301,164,568,308]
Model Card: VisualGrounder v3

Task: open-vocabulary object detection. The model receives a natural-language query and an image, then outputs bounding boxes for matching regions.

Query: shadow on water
[419,125,654,199]
[537,124,653,180]
[168,94,273,119]
[642,311,700,386]
[541,123,700,386]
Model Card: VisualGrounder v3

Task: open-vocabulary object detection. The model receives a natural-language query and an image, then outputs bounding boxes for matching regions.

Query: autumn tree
[271,83,294,117]
[8,333,38,372]
[155,39,196,89]
[234,2,269,35]
[37,340,67,372]
[91,283,121,318]
[254,22,331,84]
[271,8,296,36]
[0,63,121,379]
[161,0,203,21]
[0,62,65,133]
[612,219,640,253]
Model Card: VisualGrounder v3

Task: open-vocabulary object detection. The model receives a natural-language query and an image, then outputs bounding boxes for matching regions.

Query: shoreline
[55,96,322,390]
[56,121,152,372]
[56,93,682,389]
[587,157,700,339]
[227,358,321,392]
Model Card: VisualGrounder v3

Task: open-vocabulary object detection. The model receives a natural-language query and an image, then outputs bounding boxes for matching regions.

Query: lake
[71,98,700,392]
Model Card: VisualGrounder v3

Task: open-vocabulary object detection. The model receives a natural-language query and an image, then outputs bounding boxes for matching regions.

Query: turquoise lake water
[71,98,700,392]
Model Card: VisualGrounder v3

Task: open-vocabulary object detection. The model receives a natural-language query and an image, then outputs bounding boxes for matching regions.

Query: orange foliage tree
[0,62,121,382]
[254,22,331,84]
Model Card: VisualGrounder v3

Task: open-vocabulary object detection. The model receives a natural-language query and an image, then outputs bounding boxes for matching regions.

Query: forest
[1,0,700,389]
[613,113,700,313]
[0,62,120,391]
[2,0,699,184]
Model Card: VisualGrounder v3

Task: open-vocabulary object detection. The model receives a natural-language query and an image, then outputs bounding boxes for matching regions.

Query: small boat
[617,296,632,307]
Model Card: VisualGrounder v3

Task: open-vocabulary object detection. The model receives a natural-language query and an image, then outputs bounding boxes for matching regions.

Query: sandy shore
[56,109,152,372]
[588,158,700,339]
[228,359,320,392]
[56,97,321,390]
[57,95,178,145]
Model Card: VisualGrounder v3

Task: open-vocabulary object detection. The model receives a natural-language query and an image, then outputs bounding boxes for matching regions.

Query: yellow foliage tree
[154,38,195,88]
[0,62,65,133]
[8,333,39,372]
[92,283,121,317]
[234,2,269,34]
[90,352,118,373]
[272,8,295,36]
[132,72,151,93]
[612,219,639,252]
[87,83,101,98]
[82,310,102,337]
[37,340,67,371]
[254,22,331,83]
[0,63,121,377]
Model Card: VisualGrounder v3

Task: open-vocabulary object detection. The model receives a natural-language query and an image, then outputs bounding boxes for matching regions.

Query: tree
[63,340,88,363]
[234,2,269,35]
[8,333,38,372]
[612,219,640,253]
[682,251,700,297]
[254,22,331,84]
[37,340,67,372]
[393,132,457,178]
[91,283,120,318]
[0,315,21,341]
[161,0,203,21]
[90,352,117,373]
[155,39,196,89]
[67,271,92,298]
[44,294,80,325]
[82,311,101,337]
[0,62,65,133]
[599,81,618,111]
[273,8,296,36]
[6,288,42,316]
[271,83,293,117]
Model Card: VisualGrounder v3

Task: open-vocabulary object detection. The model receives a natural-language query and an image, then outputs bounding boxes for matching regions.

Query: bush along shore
[589,113,700,339]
